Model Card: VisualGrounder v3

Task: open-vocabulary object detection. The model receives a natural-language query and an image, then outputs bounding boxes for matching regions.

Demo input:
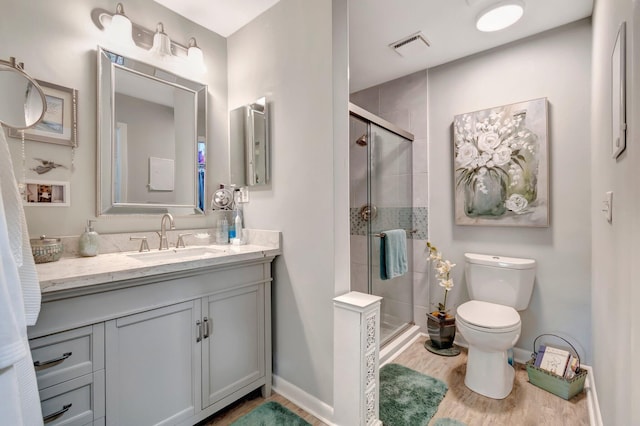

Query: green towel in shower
[380,229,408,280]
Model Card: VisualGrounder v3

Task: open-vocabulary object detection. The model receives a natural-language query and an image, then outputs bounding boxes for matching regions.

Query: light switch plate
[603,191,613,223]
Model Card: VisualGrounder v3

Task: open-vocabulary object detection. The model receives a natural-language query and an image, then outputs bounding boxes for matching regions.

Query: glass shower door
[367,123,413,345]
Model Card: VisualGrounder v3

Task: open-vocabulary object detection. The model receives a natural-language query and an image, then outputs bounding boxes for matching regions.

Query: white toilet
[455,253,536,399]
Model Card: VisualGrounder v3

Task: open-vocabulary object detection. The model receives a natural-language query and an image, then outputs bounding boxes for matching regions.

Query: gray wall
[591,0,640,424]
[0,0,228,236]
[428,20,593,362]
[227,0,337,409]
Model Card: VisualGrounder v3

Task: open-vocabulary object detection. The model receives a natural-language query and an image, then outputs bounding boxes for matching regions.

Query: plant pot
[426,312,456,349]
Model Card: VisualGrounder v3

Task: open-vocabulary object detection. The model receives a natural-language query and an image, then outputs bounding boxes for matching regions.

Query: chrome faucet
[158,213,175,250]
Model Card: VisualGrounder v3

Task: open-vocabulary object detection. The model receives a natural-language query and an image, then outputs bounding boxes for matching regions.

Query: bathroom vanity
[28,231,280,426]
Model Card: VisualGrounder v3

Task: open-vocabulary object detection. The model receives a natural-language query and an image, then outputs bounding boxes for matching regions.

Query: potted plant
[425,242,457,350]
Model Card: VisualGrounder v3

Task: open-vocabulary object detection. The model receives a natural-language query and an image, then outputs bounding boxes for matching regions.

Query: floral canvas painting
[453,98,549,227]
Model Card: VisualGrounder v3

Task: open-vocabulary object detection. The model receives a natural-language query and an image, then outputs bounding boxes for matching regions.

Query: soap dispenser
[79,220,99,257]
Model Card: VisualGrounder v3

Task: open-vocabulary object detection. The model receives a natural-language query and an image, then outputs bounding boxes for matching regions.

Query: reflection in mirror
[0,59,46,130]
[230,98,269,187]
[97,47,207,216]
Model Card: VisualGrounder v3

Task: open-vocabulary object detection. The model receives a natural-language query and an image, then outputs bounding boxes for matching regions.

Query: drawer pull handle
[203,317,210,339]
[43,403,72,423]
[34,352,72,370]
[196,320,202,343]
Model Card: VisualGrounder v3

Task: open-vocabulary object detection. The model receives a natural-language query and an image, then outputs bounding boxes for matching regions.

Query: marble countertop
[36,229,281,296]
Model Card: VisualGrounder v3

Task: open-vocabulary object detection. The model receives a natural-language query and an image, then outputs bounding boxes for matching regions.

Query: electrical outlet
[240,187,249,203]
[602,191,613,223]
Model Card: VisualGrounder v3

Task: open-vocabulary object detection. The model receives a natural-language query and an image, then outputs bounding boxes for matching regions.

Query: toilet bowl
[456,300,521,399]
[456,253,536,399]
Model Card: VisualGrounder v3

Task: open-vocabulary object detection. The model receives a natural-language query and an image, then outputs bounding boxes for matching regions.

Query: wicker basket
[526,334,587,400]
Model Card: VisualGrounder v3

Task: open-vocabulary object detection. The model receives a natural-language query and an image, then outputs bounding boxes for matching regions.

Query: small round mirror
[0,61,46,130]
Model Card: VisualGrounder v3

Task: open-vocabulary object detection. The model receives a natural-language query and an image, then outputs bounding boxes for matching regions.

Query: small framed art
[9,80,77,147]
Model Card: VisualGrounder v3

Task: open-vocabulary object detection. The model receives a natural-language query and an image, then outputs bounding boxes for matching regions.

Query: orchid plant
[427,242,456,316]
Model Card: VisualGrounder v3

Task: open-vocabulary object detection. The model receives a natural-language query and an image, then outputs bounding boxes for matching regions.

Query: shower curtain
[0,129,43,425]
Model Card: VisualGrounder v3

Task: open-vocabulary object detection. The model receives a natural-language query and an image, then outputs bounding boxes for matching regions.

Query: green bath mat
[380,363,448,426]
[230,401,311,426]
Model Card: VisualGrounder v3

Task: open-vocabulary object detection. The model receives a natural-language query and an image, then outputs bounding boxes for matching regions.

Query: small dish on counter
[30,235,63,264]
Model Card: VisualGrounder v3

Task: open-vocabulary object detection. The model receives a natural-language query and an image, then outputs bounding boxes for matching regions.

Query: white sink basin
[127,246,225,262]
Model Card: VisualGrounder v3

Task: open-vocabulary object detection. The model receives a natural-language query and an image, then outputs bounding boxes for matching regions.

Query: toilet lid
[457,300,520,329]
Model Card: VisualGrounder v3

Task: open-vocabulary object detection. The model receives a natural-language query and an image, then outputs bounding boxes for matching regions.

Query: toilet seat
[457,300,520,333]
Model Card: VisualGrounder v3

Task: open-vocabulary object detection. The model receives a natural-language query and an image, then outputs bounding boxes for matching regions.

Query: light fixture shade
[105,3,135,47]
[187,37,205,69]
[150,23,172,57]
[476,1,524,32]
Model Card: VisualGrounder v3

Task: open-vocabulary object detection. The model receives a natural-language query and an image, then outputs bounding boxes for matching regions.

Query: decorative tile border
[350,207,428,240]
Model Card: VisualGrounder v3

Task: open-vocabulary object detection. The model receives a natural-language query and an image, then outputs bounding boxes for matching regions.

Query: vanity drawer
[30,324,104,390]
[39,372,103,426]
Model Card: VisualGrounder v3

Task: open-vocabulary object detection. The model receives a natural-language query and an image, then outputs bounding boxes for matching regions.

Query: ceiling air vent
[389,31,430,57]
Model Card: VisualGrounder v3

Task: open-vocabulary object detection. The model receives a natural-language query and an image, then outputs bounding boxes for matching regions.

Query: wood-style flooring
[202,335,589,425]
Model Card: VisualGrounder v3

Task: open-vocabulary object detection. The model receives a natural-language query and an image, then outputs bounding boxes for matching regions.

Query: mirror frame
[96,46,208,216]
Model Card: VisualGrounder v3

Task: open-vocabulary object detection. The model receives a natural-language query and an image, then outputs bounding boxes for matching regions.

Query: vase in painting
[463,171,507,218]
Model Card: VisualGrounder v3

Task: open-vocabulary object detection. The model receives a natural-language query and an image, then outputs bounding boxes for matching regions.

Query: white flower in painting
[492,145,513,166]
[456,142,478,167]
[477,131,501,152]
[505,194,529,213]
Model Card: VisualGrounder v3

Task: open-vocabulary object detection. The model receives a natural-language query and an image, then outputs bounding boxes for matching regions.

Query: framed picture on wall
[23,179,70,206]
[611,21,626,159]
[9,80,78,147]
[453,98,549,227]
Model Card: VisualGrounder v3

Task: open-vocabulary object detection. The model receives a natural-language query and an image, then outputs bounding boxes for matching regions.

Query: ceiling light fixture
[476,1,524,32]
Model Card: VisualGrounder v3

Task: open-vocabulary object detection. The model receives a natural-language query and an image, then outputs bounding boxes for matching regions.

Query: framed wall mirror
[611,21,626,159]
[97,47,207,216]
[229,97,269,187]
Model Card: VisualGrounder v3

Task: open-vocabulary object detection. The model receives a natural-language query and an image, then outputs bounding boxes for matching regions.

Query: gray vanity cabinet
[202,284,266,407]
[29,258,274,426]
[105,300,201,426]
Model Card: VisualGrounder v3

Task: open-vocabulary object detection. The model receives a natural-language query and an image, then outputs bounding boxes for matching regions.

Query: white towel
[0,129,43,425]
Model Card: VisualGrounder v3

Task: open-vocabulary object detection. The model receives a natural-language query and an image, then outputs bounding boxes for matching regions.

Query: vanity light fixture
[150,23,173,57]
[94,3,206,74]
[104,3,135,48]
[476,1,524,32]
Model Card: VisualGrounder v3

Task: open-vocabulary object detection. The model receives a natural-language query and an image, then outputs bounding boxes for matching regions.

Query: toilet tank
[464,253,536,311]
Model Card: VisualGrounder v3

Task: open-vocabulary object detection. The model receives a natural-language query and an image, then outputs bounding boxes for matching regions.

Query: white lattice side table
[333,292,382,426]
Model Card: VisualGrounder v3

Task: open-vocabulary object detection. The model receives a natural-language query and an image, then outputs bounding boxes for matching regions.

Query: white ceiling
[154,0,280,38]
[349,0,593,92]
[156,0,593,92]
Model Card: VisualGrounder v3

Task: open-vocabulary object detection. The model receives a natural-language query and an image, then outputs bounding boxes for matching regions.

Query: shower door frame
[348,102,415,346]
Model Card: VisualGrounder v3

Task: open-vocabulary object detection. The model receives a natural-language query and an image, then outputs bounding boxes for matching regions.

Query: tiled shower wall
[350,70,431,332]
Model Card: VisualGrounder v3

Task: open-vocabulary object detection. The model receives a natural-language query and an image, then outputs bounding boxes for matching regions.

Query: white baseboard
[272,375,335,425]
[380,325,421,366]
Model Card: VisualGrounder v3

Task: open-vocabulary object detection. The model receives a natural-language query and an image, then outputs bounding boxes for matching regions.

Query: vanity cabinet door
[202,284,265,408]
[105,300,201,426]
